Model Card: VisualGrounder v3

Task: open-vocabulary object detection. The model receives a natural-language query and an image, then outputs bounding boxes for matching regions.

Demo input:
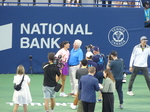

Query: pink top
[55,48,70,62]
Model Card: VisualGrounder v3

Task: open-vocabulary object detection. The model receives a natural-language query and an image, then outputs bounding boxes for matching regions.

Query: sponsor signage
[0,6,149,73]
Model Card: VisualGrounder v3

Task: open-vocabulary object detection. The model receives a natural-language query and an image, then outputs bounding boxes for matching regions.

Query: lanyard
[145,9,150,21]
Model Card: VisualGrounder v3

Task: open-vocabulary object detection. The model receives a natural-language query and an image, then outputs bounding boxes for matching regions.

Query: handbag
[14,75,25,91]
[54,82,62,92]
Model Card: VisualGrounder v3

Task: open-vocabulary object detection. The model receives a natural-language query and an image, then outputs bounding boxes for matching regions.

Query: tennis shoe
[70,103,77,110]
[119,104,123,109]
[59,92,68,97]
[127,91,134,96]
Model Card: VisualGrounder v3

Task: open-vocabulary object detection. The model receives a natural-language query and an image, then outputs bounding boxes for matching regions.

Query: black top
[42,63,60,87]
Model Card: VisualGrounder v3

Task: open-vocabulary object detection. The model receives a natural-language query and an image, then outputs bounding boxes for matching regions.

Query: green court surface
[0,74,150,112]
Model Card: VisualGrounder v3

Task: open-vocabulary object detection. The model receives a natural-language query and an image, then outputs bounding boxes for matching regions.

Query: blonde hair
[16,65,25,74]
[88,66,96,74]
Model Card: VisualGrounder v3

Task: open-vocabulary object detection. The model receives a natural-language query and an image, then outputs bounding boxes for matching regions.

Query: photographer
[42,52,61,112]
[106,51,124,109]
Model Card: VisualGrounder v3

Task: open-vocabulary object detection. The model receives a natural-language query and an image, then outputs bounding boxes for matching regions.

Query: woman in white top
[13,65,32,112]
[55,41,70,97]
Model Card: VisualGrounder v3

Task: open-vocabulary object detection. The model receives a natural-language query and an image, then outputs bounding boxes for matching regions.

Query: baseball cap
[110,51,118,56]
[86,52,93,58]
[144,1,150,5]
[140,36,148,41]
[93,46,100,51]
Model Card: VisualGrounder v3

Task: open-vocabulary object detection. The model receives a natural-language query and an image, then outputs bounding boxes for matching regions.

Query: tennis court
[0,74,150,112]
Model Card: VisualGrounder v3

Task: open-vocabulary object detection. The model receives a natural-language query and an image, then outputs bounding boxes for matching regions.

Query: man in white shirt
[127,36,150,96]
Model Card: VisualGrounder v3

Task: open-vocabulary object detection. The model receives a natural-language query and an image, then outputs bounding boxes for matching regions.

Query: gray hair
[74,39,82,47]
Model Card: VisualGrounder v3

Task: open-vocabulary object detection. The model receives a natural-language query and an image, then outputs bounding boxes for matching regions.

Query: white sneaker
[70,103,77,110]
[127,91,134,96]
[49,110,54,112]
[59,92,68,97]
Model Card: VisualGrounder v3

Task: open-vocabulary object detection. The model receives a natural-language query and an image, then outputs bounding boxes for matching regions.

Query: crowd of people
[2,0,143,7]
[12,36,150,112]
[63,0,139,7]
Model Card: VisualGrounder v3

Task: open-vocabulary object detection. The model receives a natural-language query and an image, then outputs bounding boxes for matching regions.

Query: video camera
[85,44,93,52]
[106,54,113,61]
[54,55,64,68]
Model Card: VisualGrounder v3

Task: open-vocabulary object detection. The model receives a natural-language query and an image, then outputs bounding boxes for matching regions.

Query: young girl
[100,69,115,112]
[12,65,32,112]
[55,41,70,97]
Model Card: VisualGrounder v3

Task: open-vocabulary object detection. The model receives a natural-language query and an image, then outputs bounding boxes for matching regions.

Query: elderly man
[68,39,83,96]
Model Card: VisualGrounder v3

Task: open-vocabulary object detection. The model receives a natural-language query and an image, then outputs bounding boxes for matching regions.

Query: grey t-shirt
[76,68,88,83]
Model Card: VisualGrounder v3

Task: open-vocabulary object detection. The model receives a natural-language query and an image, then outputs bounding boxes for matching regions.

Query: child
[12,65,32,112]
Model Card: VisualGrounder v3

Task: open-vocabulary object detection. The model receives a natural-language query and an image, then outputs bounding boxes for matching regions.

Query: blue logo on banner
[108,26,129,47]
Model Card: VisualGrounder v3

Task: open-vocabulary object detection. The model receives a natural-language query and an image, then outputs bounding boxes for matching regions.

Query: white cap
[140,36,148,42]
[86,52,93,58]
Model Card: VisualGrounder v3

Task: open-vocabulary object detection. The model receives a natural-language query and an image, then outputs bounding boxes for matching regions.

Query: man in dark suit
[79,66,100,112]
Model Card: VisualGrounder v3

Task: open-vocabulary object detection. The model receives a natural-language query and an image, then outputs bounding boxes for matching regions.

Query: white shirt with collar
[129,44,150,67]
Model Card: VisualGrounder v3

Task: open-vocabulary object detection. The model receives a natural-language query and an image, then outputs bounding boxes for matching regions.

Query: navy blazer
[79,74,100,103]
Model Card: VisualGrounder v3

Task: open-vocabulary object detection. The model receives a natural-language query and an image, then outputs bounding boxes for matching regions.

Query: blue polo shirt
[68,48,83,65]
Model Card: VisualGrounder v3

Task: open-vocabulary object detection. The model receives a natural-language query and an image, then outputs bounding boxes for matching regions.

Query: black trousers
[102,92,114,112]
[128,66,150,91]
[145,23,150,28]
[116,79,123,104]
[82,101,96,112]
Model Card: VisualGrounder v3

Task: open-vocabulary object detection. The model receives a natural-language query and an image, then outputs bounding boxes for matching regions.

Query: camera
[54,55,64,68]
[85,44,93,52]
[29,55,32,60]
[106,54,113,60]
[122,72,127,83]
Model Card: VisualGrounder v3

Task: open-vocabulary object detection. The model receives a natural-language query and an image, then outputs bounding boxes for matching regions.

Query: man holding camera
[107,51,124,109]
[42,52,61,112]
